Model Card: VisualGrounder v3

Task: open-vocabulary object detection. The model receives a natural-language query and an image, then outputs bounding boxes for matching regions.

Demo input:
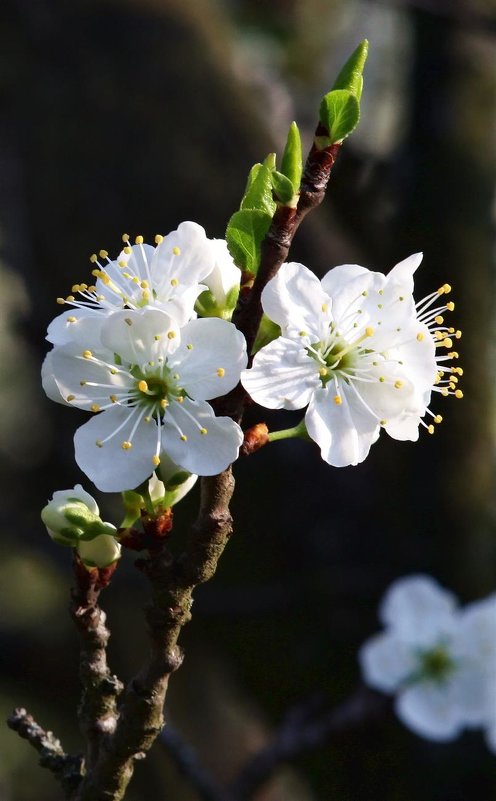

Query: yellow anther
[110,369,117,375]
[172,246,181,256]
[82,350,93,359]
[110,395,117,403]
[152,455,160,466]
[200,427,208,435]
[88,285,96,293]
[380,419,387,426]
[416,332,424,342]
[67,316,77,323]
[132,276,140,284]
[186,343,193,350]
[455,389,463,399]
[122,233,130,243]
[154,234,163,244]
[118,260,127,268]
[91,403,100,413]
[434,316,444,325]
[177,396,184,403]
[441,388,449,397]
[66,295,75,302]
[160,399,169,409]
[72,284,80,293]
[450,375,458,384]
[135,235,144,245]
[379,376,385,383]
[434,415,443,424]
[124,318,133,326]
[449,383,456,390]
[170,278,179,287]
[66,394,75,402]
[167,330,176,340]
[142,290,150,301]
[399,296,405,301]
[138,380,148,392]
[121,441,132,450]
[144,416,151,423]
[90,254,98,263]
[216,368,225,377]
[333,395,342,405]
[365,327,374,337]
[378,289,384,295]
[99,249,108,259]
[455,330,462,339]
[362,290,368,297]
[319,367,328,377]
[140,280,149,289]
[434,331,445,340]
[180,434,187,442]
[443,283,452,293]
[434,373,441,385]
[95,439,103,448]
[56,297,65,304]
[91,268,100,277]
[394,380,403,389]
[299,330,307,337]
[123,246,131,254]
[321,303,328,312]
[446,301,455,311]
[428,424,435,434]
[454,367,463,376]
[443,338,453,349]
[448,351,459,359]
[80,380,87,386]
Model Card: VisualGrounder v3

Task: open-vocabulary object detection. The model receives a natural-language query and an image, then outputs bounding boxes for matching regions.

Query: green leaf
[226,208,272,275]
[319,89,360,144]
[271,170,295,205]
[281,121,303,191]
[332,39,368,101]
[252,314,281,354]
[241,153,277,216]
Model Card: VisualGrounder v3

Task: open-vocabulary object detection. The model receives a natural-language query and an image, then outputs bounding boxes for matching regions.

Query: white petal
[320,263,371,296]
[74,406,159,492]
[379,575,458,646]
[305,385,379,466]
[171,318,247,400]
[162,398,243,475]
[450,666,495,727]
[49,343,132,409]
[261,262,331,339]
[50,484,99,516]
[46,308,108,348]
[242,338,320,410]
[387,252,423,290]
[359,632,417,693]
[384,412,421,442]
[100,308,180,365]
[205,239,241,301]
[42,350,71,405]
[457,595,496,663]
[357,364,417,421]
[151,221,214,293]
[396,682,463,741]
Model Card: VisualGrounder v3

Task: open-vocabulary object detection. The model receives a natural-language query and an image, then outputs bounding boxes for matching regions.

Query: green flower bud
[156,453,198,508]
[41,485,114,547]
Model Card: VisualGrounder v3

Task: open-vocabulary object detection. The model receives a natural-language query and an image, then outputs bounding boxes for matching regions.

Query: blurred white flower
[360,575,496,745]
[242,256,462,467]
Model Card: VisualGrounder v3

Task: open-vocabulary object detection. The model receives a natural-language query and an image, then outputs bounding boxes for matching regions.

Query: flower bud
[156,453,198,507]
[41,484,114,546]
[77,534,121,568]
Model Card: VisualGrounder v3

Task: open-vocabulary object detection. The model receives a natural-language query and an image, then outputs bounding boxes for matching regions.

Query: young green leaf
[226,208,272,275]
[271,170,295,205]
[281,121,303,192]
[241,153,277,216]
[319,89,360,145]
[332,39,369,101]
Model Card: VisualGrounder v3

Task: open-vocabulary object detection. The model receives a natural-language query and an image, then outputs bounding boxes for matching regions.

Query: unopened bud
[41,485,115,546]
[77,534,121,568]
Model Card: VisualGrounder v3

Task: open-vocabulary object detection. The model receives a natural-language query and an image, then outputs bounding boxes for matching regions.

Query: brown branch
[7,707,84,794]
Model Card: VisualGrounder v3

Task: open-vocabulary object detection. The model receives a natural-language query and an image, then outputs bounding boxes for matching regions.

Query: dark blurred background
[0,0,495,799]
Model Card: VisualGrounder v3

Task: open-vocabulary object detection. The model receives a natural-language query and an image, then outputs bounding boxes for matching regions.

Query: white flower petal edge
[379,574,458,646]
[395,682,464,742]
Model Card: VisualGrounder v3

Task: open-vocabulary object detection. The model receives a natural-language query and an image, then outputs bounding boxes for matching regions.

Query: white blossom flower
[241,256,462,467]
[47,222,216,346]
[196,239,241,319]
[359,575,494,743]
[77,533,121,568]
[43,307,247,491]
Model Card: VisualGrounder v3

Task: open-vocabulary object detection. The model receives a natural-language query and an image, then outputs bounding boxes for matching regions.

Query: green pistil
[419,646,455,681]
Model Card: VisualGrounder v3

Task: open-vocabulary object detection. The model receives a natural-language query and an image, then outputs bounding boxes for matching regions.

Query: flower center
[310,326,374,387]
[132,365,184,413]
[416,645,455,683]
